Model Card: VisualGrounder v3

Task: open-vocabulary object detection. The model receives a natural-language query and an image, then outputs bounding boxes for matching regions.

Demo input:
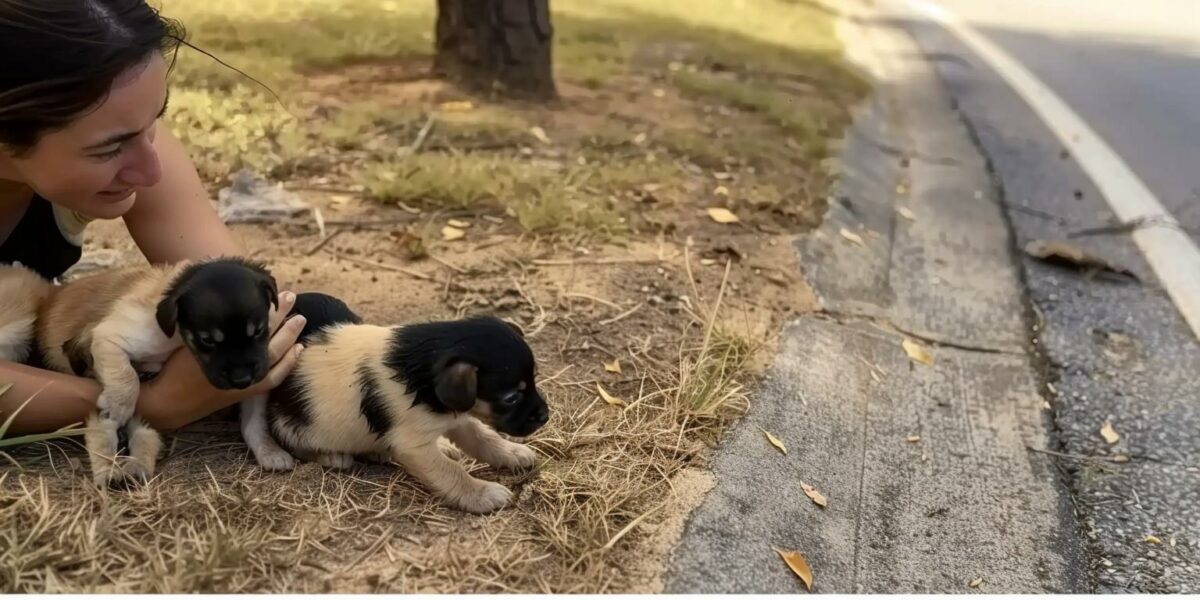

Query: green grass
[161,0,866,236]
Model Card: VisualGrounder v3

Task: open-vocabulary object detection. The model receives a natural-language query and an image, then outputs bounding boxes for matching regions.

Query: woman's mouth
[97,188,134,201]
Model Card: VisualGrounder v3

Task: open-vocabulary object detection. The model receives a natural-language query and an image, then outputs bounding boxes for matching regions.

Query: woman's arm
[121,126,241,262]
[0,360,99,433]
[1,293,305,435]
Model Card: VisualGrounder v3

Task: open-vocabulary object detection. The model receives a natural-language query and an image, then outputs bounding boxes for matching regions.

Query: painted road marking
[909,0,1200,342]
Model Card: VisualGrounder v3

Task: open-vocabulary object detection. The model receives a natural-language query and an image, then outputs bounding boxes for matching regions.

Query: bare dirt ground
[0,0,863,592]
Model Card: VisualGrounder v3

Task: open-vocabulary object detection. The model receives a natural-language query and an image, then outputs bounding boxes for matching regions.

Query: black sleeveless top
[0,195,86,280]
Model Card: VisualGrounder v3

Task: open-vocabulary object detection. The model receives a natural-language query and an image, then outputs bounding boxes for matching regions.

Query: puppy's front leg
[240,394,295,471]
[391,442,512,514]
[446,417,539,470]
[90,339,157,485]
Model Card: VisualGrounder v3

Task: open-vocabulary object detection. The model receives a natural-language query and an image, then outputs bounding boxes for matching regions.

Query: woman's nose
[116,135,162,188]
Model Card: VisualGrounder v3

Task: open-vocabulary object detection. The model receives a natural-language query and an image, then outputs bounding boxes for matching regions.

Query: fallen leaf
[389,229,428,260]
[1042,400,1052,411]
[597,383,626,407]
[801,482,828,508]
[603,359,622,374]
[633,132,648,145]
[713,171,733,181]
[902,338,934,366]
[1145,535,1162,544]
[969,577,983,588]
[396,201,422,215]
[700,258,717,266]
[1023,240,1139,281]
[774,549,813,591]
[441,226,466,241]
[706,207,740,224]
[438,100,474,112]
[652,88,666,98]
[447,218,472,229]
[897,206,916,221]
[896,184,908,196]
[1100,420,1120,445]
[713,185,729,196]
[1170,535,1177,548]
[839,228,865,246]
[759,427,787,455]
[907,435,921,443]
[529,126,551,144]
[1110,454,1130,463]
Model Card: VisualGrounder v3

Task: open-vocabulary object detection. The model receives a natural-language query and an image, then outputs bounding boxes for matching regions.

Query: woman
[0,0,306,434]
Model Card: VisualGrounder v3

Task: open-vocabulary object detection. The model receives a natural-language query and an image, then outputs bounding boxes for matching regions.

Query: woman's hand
[136,291,306,430]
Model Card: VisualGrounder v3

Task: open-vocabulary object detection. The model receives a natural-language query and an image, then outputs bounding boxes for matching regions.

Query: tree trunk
[434,0,557,100]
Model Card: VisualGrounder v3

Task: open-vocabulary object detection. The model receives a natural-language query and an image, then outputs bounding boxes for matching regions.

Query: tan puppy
[0,265,53,363]
[36,258,278,487]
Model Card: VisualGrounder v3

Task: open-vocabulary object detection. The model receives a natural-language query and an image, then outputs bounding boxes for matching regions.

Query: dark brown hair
[0,0,185,154]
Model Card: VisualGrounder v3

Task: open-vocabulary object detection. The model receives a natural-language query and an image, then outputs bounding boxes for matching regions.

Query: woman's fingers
[268,291,297,334]
[260,343,304,390]
[268,314,306,364]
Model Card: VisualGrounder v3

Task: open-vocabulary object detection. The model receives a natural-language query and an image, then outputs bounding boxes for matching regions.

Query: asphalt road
[891,0,1200,591]
[932,0,1200,230]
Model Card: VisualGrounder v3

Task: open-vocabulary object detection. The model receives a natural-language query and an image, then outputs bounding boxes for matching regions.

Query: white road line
[908,0,1200,342]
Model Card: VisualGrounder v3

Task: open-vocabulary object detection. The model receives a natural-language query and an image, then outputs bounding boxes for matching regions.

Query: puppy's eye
[195,334,215,349]
[500,391,521,406]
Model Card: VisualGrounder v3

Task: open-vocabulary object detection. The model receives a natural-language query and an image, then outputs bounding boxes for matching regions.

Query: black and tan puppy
[36,257,278,486]
[240,292,550,514]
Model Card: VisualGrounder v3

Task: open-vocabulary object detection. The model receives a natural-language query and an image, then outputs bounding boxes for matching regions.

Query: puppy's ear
[256,272,279,311]
[155,290,181,338]
[434,359,477,411]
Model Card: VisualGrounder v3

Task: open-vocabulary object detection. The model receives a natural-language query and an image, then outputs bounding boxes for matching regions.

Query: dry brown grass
[0,260,759,592]
[2,0,860,591]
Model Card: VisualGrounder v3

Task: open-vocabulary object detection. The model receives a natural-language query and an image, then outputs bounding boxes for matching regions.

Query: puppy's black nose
[529,407,549,427]
[225,369,255,389]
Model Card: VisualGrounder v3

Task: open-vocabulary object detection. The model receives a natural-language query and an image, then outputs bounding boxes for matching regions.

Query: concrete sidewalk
[663,1,1085,592]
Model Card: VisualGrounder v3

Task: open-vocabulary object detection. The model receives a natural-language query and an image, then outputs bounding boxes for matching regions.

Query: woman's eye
[92,147,122,160]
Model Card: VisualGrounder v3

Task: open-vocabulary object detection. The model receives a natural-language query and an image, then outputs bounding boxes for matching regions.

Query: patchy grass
[1,0,865,593]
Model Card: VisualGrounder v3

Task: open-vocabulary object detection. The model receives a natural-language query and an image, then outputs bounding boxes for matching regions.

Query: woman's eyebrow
[84,92,170,151]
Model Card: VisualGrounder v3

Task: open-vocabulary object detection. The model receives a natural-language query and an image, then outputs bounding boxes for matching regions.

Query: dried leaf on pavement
[906,435,921,443]
[441,226,466,241]
[839,228,865,246]
[902,338,934,366]
[1023,240,1138,281]
[801,482,828,508]
[447,218,472,229]
[774,548,813,591]
[759,428,787,455]
[1145,535,1162,544]
[706,207,740,224]
[897,206,916,221]
[1100,419,1120,444]
[969,577,984,588]
[596,383,626,407]
[603,359,622,374]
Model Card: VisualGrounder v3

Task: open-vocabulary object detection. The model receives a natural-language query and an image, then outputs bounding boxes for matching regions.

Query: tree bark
[434,0,557,100]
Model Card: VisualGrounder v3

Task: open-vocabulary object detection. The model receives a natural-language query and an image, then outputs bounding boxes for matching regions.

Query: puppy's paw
[317,452,354,470]
[84,415,121,486]
[253,444,297,471]
[122,419,161,483]
[489,442,540,470]
[452,481,512,514]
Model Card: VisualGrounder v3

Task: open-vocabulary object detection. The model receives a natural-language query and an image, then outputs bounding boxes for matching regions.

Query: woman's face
[0,54,168,220]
